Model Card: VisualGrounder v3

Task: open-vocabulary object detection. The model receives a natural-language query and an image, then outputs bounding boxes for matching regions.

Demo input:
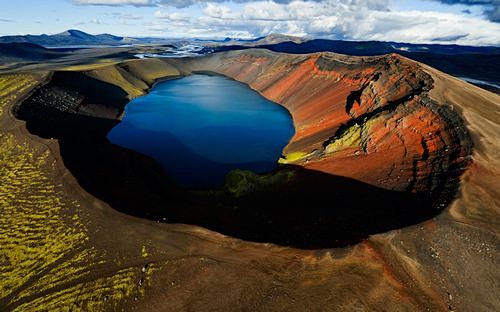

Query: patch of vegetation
[325,123,361,154]
[61,59,119,71]
[86,65,147,98]
[13,265,157,312]
[225,169,295,197]
[0,132,88,307]
[0,74,39,116]
[278,151,308,164]
[120,59,181,85]
[0,75,155,311]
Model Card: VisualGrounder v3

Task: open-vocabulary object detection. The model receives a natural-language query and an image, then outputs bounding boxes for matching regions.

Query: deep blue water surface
[107,74,295,187]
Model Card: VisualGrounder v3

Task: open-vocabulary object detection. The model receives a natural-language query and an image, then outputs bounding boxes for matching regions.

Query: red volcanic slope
[182,50,471,194]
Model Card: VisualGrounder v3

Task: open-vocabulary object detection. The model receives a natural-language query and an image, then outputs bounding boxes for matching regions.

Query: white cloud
[155,0,500,44]
[203,3,236,19]
[75,0,500,44]
[154,10,192,21]
[75,0,154,6]
[75,0,389,9]
[110,12,144,19]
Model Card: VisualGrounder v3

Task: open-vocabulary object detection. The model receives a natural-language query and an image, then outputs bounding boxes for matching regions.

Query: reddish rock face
[186,50,472,194]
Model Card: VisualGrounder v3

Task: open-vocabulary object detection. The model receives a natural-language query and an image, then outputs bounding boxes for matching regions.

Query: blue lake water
[107,74,295,188]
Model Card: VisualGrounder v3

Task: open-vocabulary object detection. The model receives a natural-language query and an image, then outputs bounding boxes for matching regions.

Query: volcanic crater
[14,49,473,248]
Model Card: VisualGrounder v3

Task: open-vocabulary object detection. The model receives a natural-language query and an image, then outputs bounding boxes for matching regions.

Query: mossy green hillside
[0,74,156,311]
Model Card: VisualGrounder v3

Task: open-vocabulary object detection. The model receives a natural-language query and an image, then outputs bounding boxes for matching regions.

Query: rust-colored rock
[183,50,472,194]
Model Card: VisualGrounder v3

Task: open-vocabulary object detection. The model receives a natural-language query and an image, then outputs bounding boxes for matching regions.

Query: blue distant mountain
[195,36,266,43]
[0,30,295,47]
[212,38,500,56]
[0,29,139,47]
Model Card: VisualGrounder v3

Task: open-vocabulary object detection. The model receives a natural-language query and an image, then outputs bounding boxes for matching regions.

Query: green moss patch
[278,151,308,164]
[225,169,295,197]
[325,123,361,154]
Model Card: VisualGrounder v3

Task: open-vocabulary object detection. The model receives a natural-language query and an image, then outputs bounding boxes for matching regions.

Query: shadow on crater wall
[15,72,455,249]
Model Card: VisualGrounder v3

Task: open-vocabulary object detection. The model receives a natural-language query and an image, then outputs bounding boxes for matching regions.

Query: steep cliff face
[182,50,472,196]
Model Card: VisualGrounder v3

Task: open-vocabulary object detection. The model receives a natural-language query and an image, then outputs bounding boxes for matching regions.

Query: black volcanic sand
[15,71,467,249]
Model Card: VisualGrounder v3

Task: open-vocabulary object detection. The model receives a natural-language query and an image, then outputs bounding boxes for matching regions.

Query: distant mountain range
[0,29,171,47]
[5,29,497,55]
[1,29,498,92]
[196,34,304,46]
[0,30,305,48]
[212,38,500,56]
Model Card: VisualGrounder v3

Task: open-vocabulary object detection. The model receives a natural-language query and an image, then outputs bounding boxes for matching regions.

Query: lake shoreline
[108,74,295,187]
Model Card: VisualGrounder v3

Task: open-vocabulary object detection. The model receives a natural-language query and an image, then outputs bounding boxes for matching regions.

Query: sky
[0,0,499,45]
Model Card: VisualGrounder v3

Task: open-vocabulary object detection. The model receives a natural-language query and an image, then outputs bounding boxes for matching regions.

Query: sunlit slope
[182,50,472,196]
